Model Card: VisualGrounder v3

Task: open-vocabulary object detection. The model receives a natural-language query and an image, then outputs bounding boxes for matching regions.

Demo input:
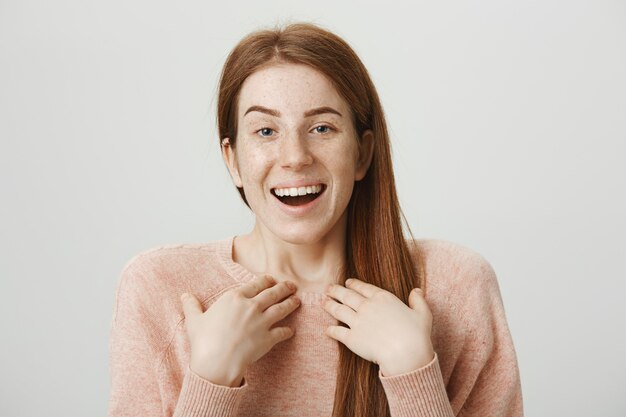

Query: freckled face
[222,63,372,245]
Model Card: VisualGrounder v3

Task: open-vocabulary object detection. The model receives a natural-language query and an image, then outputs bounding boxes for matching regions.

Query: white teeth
[273,184,323,197]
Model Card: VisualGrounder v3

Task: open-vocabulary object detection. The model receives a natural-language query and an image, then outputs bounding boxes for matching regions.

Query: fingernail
[286,281,296,290]
[180,293,188,301]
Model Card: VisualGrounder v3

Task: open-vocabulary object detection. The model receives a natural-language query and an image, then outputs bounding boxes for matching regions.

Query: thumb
[408,288,425,310]
[180,292,203,319]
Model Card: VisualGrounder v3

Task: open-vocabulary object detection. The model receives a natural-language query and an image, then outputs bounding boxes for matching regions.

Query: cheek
[237,147,272,186]
[321,145,359,182]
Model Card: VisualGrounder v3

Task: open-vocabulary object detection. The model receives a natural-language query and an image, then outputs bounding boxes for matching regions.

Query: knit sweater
[107,236,523,416]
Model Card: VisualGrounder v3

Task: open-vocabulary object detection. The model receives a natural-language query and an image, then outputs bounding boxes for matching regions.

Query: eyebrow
[243,105,343,118]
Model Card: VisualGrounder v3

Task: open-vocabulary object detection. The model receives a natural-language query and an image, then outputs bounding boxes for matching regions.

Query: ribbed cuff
[378,352,453,417]
[173,365,248,417]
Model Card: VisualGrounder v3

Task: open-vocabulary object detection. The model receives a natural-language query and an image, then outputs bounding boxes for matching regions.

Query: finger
[408,287,428,311]
[325,325,350,345]
[344,278,381,298]
[323,298,357,327]
[180,293,203,319]
[269,326,295,345]
[326,284,366,311]
[264,294,301,323]
[238,274,276,298]
[253,280,296,311]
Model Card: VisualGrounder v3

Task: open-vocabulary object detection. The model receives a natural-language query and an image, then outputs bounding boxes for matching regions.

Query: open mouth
[271,184,326,206]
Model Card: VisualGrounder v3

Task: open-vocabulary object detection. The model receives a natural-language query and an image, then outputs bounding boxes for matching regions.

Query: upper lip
[271,180,326,189]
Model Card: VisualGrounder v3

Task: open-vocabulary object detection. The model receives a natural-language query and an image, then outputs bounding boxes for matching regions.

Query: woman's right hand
[180,275,300,387]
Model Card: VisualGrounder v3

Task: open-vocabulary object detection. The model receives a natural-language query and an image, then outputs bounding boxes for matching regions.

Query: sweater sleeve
[378,253,523,417]
[172,365,248,417]
[378,352,454,416]
[107,255,248,417]
[107,257,166,417]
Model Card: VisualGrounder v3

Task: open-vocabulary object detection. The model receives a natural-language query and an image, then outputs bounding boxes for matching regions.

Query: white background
[1,0,625,416]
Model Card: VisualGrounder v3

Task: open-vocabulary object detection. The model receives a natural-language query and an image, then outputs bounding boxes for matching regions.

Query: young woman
[107,22,523,417]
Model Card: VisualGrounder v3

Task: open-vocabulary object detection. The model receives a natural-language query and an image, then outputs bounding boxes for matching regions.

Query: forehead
[237,63,350,118]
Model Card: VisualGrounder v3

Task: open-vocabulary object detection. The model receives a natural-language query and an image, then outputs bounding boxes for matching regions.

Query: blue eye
[257,127,274,137]
[314,125,332,134]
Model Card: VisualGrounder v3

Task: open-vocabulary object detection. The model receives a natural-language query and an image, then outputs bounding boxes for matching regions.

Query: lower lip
[271,187,326,217]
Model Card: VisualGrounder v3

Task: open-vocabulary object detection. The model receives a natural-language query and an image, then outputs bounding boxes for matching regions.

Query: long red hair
[216,22,426,417]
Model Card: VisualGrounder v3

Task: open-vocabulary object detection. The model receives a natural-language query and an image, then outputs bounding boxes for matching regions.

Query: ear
[355,129,374,181]
[221,138,243,188]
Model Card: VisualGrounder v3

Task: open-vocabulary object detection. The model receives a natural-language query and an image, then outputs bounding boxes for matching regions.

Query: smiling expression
[222,63,374,244]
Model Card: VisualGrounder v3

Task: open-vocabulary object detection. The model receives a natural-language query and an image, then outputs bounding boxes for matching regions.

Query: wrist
[190,358,245,387]
[379,346,435,377]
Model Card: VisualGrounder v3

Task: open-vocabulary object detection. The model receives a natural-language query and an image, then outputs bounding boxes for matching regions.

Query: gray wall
[1,0,625,415]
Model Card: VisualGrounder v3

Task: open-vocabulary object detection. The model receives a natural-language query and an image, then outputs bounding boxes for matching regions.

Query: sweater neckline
[216,235,329,305]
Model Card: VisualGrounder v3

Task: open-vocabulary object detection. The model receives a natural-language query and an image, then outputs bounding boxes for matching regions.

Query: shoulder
[407,238,499,295]
[110,239,237,341]
[118,242,219,286]
[119,241,225,278]
[114,239,237,309]
[406,239,509,357]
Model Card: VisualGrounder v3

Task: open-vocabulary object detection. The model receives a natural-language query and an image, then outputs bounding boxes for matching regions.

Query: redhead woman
[107,22,523,417]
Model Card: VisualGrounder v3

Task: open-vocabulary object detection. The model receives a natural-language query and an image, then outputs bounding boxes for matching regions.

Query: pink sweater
[107,236,523,416]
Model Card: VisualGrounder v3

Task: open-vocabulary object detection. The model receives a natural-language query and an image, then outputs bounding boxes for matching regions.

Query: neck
[233,214,348,290]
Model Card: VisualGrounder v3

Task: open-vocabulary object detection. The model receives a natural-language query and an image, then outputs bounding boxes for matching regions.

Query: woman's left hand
[323,278,435,377]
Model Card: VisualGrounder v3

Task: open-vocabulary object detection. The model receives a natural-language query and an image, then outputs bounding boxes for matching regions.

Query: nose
[279,133,314,170]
